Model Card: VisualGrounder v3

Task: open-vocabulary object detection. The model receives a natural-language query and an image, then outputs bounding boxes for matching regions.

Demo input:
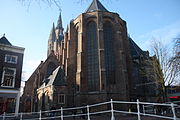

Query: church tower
[47,12,64,60]
[47,23,56,56]
[55,12,64,41]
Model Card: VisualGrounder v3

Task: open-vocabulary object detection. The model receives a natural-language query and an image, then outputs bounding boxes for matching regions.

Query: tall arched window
[103,22,115,84]
[87,21,99,91]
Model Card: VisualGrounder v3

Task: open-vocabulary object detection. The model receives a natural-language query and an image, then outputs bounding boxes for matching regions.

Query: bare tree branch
[150,37,180,86]
[17,0,62,10]
[17,0,113,10]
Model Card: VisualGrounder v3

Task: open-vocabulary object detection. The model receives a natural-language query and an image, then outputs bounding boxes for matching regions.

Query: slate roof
[129,37,148,57]
[86,0,108,13]
[39,66,65,89]
[0,36,12,45]
[47,66,65,86]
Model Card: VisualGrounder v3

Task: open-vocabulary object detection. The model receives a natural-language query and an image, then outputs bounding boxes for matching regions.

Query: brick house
[0,35,24,114]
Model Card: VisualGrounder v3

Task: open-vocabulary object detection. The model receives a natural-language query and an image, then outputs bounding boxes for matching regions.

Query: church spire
[55,12,64,41]
[47,23,56,56]
[86,0,108,13]
[56,12,63,30]
[49,23,56,42]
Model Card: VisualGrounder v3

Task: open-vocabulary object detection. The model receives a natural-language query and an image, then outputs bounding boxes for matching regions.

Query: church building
[22,0,162,112]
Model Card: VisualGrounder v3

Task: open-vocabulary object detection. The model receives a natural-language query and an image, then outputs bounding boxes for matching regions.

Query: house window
[58,94,65,104]
[5,54,18,64]
[1,67,16,87]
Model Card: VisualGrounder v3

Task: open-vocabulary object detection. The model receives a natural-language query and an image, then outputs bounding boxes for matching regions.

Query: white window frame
[4,54,18,64]
[58,94,65,104]
[1,67,16,88]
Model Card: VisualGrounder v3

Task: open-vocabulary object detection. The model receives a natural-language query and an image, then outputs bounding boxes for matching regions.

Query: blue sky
[0,0,180,82]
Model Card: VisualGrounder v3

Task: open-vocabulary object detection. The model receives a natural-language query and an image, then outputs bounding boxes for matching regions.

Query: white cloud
[137,20,180,51]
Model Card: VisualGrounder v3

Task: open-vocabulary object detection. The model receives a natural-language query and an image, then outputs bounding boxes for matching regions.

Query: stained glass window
[87,21,99,91]
[103,22,115,84]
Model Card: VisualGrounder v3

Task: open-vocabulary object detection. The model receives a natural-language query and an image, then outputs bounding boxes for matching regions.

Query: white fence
[0,99,180,120]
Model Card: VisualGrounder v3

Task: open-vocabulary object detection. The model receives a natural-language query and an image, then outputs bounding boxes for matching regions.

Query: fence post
[61,107,63,120]
[154,108,157,115]
[2,112,5,120]
[20,113,23,120]
[171,103,176,120]
[39,110,41,120]
[136,99,141,120]
[111,99,115,120]
[142,105,145,115]
[87,105,90,120]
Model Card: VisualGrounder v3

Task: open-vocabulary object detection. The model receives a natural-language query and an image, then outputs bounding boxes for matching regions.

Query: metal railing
[0,99,180,120]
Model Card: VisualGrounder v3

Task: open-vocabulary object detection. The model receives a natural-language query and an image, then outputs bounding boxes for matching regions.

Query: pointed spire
[49,23,56,42]
[86,0,108,13]
[56,12,63,30]
[55,12,64,41]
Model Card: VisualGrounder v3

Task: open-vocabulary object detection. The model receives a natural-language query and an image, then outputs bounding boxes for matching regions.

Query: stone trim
[0,44,24,54]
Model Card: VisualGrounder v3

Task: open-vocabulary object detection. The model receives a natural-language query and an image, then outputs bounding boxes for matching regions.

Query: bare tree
[17,0,62,9]
[170,37,180,84]
[151,37,179,86]
[17,0,91,10]
[172,36,180,67]
[17,0,112,10]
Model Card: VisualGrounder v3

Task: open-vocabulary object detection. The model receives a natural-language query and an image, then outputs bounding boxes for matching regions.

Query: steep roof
[129,37,148,57]
[46,66,65,86]
[0,36,12,45]
[86,0,108,13]
[38,66,66,89]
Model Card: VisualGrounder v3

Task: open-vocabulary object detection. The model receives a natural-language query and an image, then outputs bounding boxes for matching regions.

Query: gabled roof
[27,52,59,84]
[46,66,60,86]
[0,36,12,45]
[38,66,65,89]
[86,0,108,13]
[46,66,65,86]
